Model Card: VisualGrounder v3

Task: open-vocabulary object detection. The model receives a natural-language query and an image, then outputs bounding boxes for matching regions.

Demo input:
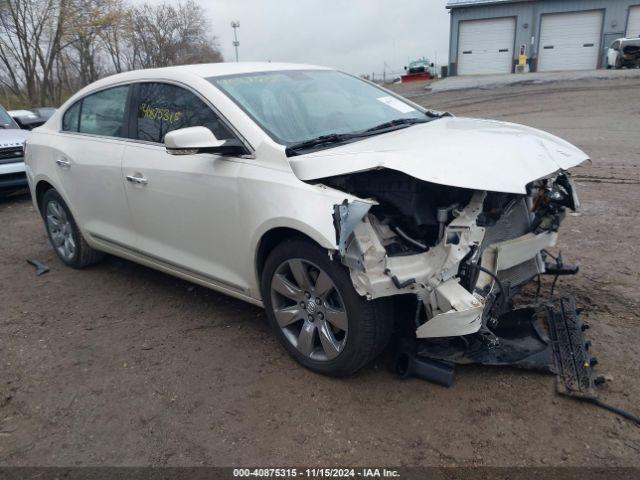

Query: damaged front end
[328,169,579,337]
[326,169,596,393]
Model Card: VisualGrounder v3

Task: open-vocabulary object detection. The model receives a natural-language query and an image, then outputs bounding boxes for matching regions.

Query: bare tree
[129,1,222,69]
[97,0,133,73]
[37,0,66,104]
[0,0,223,107]
[0,0,65,103]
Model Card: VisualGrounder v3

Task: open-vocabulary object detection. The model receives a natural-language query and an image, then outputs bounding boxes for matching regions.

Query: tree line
[0,0,223,108]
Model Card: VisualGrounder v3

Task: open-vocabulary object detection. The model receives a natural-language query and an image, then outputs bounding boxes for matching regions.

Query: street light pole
[231,21,240,62]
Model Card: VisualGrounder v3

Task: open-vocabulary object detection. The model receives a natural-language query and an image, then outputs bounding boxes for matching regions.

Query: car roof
[160,62,331,77]
[65,62,334,106]
[92,62,331,86]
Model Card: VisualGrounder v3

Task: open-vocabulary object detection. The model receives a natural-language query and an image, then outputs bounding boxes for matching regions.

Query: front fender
[251,217,337,256]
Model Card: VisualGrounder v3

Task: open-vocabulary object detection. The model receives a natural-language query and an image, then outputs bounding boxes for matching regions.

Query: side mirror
[165,126,247,156]
[430,62,435,67]
[404,66,407,70]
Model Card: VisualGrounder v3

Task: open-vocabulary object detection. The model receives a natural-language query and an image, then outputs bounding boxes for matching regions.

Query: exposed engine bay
[313,168,610,400]
[321,168,580,340]
[621,41,640,66]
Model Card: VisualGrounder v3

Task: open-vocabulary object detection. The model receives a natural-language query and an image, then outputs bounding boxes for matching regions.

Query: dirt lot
[2,78,640,467]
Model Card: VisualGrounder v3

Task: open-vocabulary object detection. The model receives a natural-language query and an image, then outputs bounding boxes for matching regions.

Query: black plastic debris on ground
[540,296,599,399]
[26,259,50,276]
[413,295,599,399]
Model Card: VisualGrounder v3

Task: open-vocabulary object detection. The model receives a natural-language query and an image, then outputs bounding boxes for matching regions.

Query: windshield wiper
[365,117,431,133]
[286,116,437,156]
[286,133,358,156]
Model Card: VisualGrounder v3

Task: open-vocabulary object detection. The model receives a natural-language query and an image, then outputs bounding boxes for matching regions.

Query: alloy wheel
[270,258,348,361]
[45,200,76,262]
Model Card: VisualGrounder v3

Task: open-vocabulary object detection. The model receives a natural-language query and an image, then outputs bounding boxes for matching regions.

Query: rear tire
[41,189,104,268]
[261,239,394,376]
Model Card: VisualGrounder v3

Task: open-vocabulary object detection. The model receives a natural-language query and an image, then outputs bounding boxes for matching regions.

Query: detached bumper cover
[415,296,599,398]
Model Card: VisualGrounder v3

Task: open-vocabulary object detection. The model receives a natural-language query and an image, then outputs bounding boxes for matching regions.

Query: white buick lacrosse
[25,63,588,376]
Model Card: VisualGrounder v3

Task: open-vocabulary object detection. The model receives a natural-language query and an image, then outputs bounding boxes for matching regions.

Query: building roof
[447,0,533,8]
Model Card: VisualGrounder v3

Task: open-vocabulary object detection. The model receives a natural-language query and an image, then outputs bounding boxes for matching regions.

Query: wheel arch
[35,179,56,215]
[33,177,79,226]
[253,222,337,296]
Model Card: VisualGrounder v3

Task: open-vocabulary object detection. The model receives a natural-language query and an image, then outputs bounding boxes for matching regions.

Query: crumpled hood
[288,117,589,194]
[0,128,28,147]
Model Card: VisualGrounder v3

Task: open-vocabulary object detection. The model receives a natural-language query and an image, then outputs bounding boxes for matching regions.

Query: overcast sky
[193,0,451,76]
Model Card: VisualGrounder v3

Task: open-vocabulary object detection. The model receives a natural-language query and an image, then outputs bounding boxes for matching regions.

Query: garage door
[627,6,640,38]
[537,11,603,72]
[457,18,516,75]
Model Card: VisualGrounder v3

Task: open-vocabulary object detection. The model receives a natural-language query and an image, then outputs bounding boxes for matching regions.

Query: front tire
[615,56,623,70]
[261,239,393,376]
[41,189,104,268]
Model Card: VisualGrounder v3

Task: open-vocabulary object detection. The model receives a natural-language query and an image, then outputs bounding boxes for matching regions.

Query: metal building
[447,0,640,75]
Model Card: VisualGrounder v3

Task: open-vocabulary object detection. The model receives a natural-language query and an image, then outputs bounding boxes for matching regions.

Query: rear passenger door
[57,84,136,248]
[121,82,248,293]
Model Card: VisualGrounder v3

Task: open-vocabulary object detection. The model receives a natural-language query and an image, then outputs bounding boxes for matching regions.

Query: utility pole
[231,21,240,62]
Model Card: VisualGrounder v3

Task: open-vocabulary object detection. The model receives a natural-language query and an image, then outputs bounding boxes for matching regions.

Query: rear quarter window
[62,101,81,132]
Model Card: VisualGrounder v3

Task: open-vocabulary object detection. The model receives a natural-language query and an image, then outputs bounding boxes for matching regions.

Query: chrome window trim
[58,78,255,158]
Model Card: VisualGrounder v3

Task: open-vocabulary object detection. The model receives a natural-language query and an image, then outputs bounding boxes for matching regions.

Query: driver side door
[121,82,249,294]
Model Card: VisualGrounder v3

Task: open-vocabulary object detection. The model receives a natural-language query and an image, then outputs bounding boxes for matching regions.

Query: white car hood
[288,117,589,194]
[0,128,28,147]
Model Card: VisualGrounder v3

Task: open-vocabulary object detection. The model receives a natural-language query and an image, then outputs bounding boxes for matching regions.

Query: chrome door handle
[126,175,148,185]
[56,158,71,167]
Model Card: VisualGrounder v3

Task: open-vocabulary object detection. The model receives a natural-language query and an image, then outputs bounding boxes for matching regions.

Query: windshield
[0,106,17,128]
[208,70,427,146]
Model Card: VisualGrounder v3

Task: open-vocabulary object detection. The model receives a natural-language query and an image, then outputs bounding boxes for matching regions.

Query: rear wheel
[41,189,104,268]
[261,239,393,376]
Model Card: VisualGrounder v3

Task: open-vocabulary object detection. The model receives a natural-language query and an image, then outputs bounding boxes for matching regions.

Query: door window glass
[78,86,129,137]
[135,83,233,143]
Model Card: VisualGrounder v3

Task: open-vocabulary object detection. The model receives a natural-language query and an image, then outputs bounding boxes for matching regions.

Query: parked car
[606,37,640,69]
[0,104,29,196]
[8,109,48,130]
[30,107,57,120]
[7,109,36,118]
[25,63,588,376]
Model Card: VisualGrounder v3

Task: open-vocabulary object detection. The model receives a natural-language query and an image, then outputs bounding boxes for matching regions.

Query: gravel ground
[1,78,639,467]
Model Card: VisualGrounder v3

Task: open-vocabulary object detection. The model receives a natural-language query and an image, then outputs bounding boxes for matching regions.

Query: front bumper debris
[401,295,600,399]
[545,297,598,399]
